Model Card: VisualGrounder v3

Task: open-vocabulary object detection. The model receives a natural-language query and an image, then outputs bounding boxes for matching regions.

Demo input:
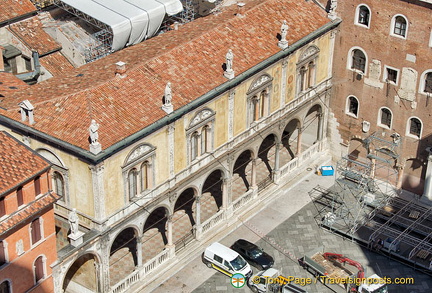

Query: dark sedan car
[231,239,274,270]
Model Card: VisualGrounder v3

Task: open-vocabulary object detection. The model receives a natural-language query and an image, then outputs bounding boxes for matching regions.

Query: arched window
[34,256,45,283]
[299,66,307,92]
[391,15,408,38]
[379,108,392,128]
[0,280,11,293]
[140,162,149,191]
[191,131,199,160]
[307,61,315,88]
[122,143,156,199]
[423,72,432,94]
[253,97,260,121]
[186,108,215,163]
[201,125,211,154]
[351,49,366,73]
[0,241,6,266]
[30,218,42,245]
[128,169,138,199]
[356,5,370,27]
[408,117,422,138]
[346,96,359,117]
[260,91,267,118]
[53,172,65,198]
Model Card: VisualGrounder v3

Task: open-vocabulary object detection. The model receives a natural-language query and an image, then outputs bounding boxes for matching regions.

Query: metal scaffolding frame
[309,132,432,273]
[53,0,113,62]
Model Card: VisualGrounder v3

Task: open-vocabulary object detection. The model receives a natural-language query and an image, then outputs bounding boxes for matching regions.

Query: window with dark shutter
[34,176,41,196]
[31,218,42,244]
[34,256,44,282]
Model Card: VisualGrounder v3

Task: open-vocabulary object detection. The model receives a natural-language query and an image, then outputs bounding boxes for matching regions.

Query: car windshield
[230,255,247,270]
[249,248,263,258]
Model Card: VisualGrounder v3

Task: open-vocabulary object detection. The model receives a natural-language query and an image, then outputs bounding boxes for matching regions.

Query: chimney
[115,61,127,78]
[19,100,35,125]
[237,2,246,17]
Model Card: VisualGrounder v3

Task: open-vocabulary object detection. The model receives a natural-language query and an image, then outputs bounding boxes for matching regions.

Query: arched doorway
[257,134,276,190]
[232,150,253,201]
[302,105,322,149]
[280,119,301,166]
[201,170,224,222]
[109,228,138,286]
[173,188,196,251]
[63,254,99,293]
[142,207,168,262]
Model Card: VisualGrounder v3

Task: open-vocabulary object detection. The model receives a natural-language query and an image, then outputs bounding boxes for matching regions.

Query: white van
[203,242,253,278]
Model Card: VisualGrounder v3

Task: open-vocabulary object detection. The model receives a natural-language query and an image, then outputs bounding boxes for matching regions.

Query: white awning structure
[59,0,183,51]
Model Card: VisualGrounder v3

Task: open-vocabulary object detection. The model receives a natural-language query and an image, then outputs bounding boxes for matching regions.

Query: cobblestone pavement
[151,169,432,293]
[193,190,432,293]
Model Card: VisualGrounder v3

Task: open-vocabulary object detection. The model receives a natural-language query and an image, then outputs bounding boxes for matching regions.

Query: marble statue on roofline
[226,49,234,72]
[164,82,172,106]
[224,49,235,79]
[280,20,288,42]
[89,119,99,145]
[278,20,289,49]
[68,208,79,235]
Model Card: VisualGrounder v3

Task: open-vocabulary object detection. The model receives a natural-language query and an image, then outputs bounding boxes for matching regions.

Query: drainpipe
[16,51,41,85]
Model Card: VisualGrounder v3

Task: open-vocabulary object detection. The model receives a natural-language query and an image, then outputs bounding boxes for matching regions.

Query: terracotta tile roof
[0,0,37,24]
[0,72,29,103]
[0,131,50,195]
[40,51,75,76]
[0,191,59,236]
[8,17,61,56]
[0,0,331,150]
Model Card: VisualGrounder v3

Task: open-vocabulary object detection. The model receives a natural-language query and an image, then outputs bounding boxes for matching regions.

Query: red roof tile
[0,131,50,195]
[40,51,75,76]
[8,17,61,56]
[0,0,331,150]
[0,0,37,24]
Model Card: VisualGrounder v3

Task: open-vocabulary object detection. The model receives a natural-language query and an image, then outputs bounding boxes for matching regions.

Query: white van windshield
[230,255,247,270]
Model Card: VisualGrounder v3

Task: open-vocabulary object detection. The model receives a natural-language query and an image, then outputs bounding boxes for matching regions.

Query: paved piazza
[152,169,432,293]
[193,201,432,293]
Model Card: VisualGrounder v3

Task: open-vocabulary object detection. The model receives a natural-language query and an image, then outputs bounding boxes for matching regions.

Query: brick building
[329,0,432,196]
[0,131,59,293]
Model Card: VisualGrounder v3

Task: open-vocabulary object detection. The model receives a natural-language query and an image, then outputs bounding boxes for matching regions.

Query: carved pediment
[189,109,215,128]
[300,45,320,61]
[125,144,155,164]
[247,74,273,94]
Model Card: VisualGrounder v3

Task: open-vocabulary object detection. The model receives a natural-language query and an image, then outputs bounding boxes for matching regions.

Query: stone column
[195,196,202,239]
[98,235,111,293]
[317,112,324,142]
[251,158,257,189]
[89,163,106,223]
[296,127,303,156]
[166,214,175,257]
[137,237,143,267]
[423,148,432,202]
[273,142,282,183]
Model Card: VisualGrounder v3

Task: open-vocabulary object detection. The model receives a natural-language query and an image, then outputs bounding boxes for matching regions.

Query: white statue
[68,208,79,235]
[226,49,234,71]
[89,119,99,145]
[164,82,172,105]
[280,20,288,42]
[329,0,337,13]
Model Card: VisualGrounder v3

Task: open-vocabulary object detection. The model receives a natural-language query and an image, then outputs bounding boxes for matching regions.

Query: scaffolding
[309,132,432,274]
[53,0,113,62]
